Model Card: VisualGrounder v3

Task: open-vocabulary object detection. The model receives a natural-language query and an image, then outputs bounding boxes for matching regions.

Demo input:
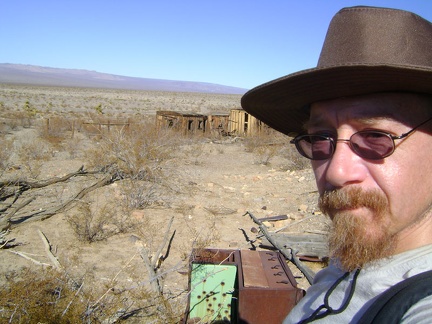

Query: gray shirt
[284,244,432,323]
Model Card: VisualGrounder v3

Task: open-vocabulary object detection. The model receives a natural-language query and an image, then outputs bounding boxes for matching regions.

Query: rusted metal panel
[240,250,270,288]
[237,250,305,324]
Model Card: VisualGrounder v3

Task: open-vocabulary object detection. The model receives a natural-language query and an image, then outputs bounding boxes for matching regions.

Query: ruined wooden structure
[155,111,207,134]
[207,113,230,135]
[155,109,266,136]
[228,109,264,136]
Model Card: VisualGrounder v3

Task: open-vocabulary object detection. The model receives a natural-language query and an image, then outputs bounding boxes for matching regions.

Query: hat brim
[241,64,432,135]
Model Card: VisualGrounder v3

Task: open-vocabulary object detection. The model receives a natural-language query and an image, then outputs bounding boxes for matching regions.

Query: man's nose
[324,140,368,188]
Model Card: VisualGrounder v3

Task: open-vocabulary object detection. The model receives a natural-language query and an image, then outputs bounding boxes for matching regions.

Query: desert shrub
[14,133,52,178]
[66,200,117,243]
[2,111,30,130]
[279,141,311,171]
[243,130,284,165]
[62,137,82,158]
[119,179,161,209]
[84,121,184,208]
[0,137,14,171]
[15,133,51,161]
[180,142,205,165]
[93,103,104,115]
[0,268,86,323]
[0,266,173,323]
[39,116,76,143]
[243,130,311,170]
[22,100,39,127]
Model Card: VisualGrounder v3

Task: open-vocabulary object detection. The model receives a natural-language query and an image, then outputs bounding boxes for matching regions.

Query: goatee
[319,187,396,271]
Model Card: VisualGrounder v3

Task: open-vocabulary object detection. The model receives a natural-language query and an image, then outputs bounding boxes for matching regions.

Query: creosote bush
[243,130,286,166]
[0,268,86,323]
[243,130,311,170]
[0,137,13,171]
[280,143,311,171]
[0,266,173,323]
[84,121,185,208]
[66,200,117,243]
[14,133,51,179]
[38,116,77,147]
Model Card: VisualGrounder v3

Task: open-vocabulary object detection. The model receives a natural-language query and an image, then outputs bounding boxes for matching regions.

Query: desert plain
[0,84,327,323]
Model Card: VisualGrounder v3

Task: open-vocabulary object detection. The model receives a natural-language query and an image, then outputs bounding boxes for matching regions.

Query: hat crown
[241,6,432,136]
[318,6,432,68]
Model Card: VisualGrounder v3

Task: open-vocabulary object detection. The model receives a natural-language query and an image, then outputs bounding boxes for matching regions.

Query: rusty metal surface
[237,250,305,324]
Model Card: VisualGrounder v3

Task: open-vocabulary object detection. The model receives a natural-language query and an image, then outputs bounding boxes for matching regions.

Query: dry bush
[0,266,173,323]
[243,130,311,170]
[279,141,311,171]
[243,130,284,165]
[65,202,185,321]
[0,137,14,172]
[21,100,39,128]
[62,137,82,158]
[38,116,77,148]
[66,200,118,243]
[85,121,175,175]
[1,112,30,130]
[178,215,221,262]
[84,121,185,208]
[0,268,86,323]
[119,179,162,210]
[14,133,52,178]
[180,142,206,165]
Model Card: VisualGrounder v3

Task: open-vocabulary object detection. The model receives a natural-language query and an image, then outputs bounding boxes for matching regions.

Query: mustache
[319,187,388,216]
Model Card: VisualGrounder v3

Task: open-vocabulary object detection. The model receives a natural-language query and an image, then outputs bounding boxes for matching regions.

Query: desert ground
[0,84,328,323]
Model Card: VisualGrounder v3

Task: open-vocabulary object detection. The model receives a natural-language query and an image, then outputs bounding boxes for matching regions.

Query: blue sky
[1,1,431,90]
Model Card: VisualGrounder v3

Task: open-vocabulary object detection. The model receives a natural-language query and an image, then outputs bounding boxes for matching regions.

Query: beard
[319,187,396,272]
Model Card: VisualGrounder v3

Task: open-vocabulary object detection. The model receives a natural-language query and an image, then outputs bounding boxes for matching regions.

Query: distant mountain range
[0,63,248,95]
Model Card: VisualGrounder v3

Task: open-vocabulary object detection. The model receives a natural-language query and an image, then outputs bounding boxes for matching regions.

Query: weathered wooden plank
[260,233,328,260]
[258,215,288,222]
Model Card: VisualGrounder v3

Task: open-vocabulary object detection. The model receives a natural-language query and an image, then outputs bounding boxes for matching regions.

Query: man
[241,6,432,323]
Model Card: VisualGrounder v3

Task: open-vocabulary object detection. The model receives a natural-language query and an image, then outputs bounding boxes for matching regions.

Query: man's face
[308,93,432,271]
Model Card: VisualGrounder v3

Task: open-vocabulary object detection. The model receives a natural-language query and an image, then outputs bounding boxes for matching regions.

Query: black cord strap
[299,269,361,323]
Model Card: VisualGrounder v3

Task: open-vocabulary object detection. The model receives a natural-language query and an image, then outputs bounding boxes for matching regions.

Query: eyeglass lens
[295,131,395,160]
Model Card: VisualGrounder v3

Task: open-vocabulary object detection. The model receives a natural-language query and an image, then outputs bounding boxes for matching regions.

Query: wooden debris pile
[243,211,329,285]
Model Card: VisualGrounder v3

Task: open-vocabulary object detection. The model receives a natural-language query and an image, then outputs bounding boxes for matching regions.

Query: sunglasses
[291,116,432,160]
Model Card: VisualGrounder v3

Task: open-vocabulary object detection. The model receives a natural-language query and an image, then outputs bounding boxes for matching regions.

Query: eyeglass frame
[290,116,432,160]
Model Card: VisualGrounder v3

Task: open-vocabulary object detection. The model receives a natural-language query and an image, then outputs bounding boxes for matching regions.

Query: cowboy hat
[241,6,432,136]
